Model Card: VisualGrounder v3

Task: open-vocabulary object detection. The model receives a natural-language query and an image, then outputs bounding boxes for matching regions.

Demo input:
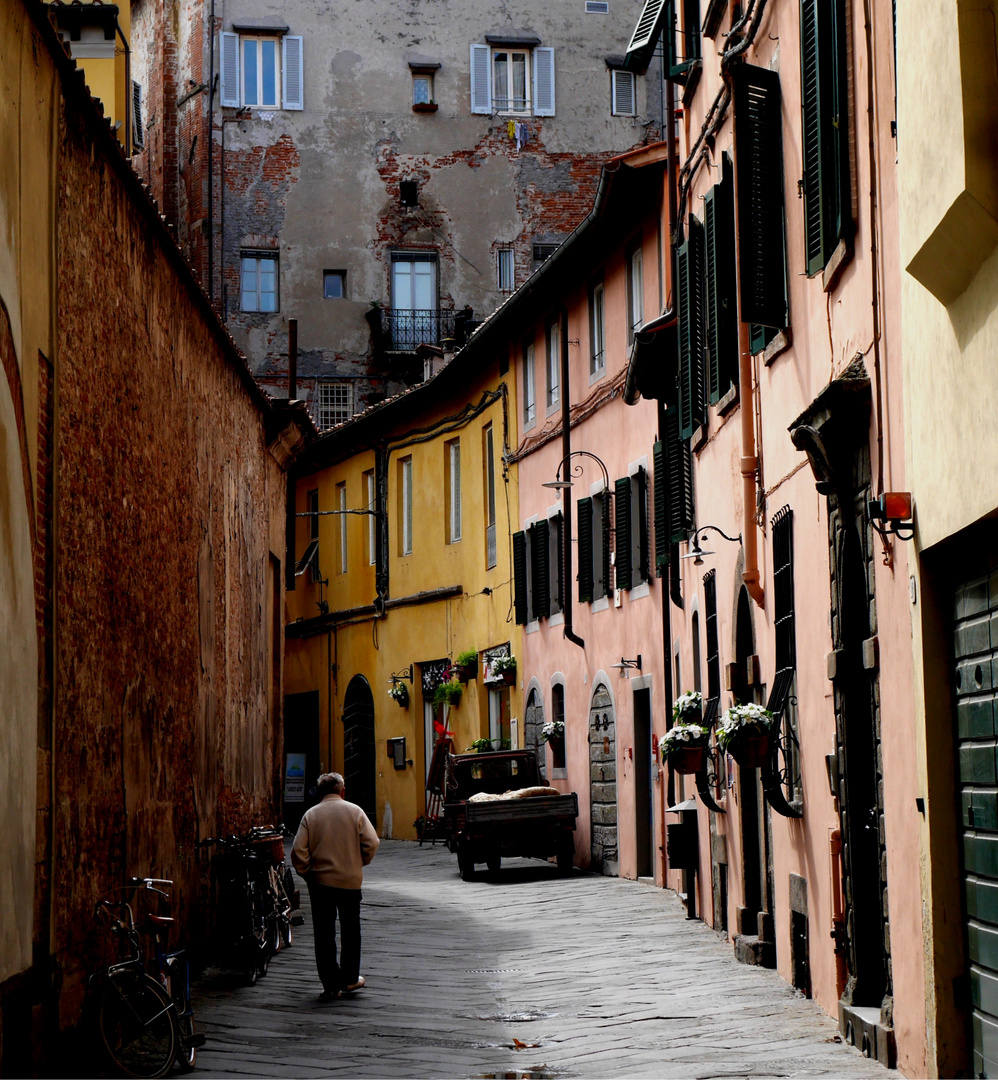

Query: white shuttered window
[219,32,302,109]
[282,35,304,110]
[611,70,636,116]
[220,32,240,107]
[533,47,555,116]
[469,43,554,116]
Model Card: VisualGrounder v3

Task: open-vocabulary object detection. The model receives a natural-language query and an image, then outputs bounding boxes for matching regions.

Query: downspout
[207,0,216,300]
[558,302,585,650]
[726,74,764,607]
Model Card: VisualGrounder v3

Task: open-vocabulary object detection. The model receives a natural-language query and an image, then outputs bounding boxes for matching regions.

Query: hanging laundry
[507,119,516,139]
[515,122,528,151]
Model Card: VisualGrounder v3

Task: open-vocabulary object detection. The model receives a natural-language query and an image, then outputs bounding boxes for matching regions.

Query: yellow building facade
[284,350,521,840]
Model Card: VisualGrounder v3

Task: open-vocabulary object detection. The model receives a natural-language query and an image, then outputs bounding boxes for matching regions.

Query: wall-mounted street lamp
[389,664,414,684]
[542,449,610,492]
[610,655,642,677]
[681,525,742,566]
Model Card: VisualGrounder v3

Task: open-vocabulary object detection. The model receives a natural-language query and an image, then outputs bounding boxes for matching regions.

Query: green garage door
[955,562,998,1077]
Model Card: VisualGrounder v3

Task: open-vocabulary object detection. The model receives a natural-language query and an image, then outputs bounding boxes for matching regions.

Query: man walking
[291,772,380,1001]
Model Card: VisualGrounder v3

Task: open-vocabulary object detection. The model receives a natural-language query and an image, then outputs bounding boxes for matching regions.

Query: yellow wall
[64,1,131,150]
[285,369,522,838]
[898,2,998,1074]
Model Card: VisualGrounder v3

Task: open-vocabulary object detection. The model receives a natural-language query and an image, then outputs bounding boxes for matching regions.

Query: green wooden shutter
[715,155,738,396]
[749,323,778,355]
[653,441,669,575]
[577,497,594,604]
[552,512,564,613]
[679,215,705,439]
[532,520,550,620]
[800,0,852,276]
[513,530,528,624]
[666,405,693,543]
[615,477,633,592]
[734,64,788,329]
[601,491,613,601]
[704,188,720,403]
[636,467,650,582]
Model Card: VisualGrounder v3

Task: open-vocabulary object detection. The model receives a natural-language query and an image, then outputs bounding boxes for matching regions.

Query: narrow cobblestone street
[192,841,893,1079]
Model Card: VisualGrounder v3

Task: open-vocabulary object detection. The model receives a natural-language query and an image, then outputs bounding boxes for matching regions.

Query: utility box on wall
[386,737,407,770]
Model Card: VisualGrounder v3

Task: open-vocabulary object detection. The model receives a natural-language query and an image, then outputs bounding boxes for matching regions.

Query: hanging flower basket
[490,655,517,685]
[658,724,709,773]
[388,682,409,708]
[541,720,565,744]
[432,678,463,708]
[454,651,479,683]
[717,704,775,768]
[672,690,704,727]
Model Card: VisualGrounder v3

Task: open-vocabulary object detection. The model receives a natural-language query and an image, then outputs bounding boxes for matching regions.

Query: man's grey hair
[317,772,345,798]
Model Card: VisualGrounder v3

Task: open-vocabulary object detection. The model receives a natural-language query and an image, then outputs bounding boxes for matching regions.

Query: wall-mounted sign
[284,752,306,803]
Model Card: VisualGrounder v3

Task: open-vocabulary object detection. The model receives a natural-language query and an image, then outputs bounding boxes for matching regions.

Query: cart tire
[485,853,501,875]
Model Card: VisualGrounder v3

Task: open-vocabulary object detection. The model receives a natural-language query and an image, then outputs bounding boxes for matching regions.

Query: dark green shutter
[601,491,613,600]
[666,405,693,543]
[552,512,564,613]
[636,466,650,582]
[749,323,778,355]
[513,530,528,624]
[653,440,669,575]
[679,215,705,440]
[532,520,550,620]
[615,477,632,592]
[577,497,594,604]
[712,155,738,398]
[704,189,719,402]
[734,64,788,329]
[800,0,852,276]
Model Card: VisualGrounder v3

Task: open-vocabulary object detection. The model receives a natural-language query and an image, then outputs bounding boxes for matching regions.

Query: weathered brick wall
[50,70,289,1028]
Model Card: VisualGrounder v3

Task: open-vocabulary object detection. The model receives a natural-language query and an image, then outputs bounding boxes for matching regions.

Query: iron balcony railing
[376,308,476,353]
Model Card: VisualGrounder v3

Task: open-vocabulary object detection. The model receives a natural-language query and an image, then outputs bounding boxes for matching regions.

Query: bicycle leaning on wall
[90,878,205,1078]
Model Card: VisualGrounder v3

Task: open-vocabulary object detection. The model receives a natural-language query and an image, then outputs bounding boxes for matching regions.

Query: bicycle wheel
[167,955,199,1071]
[174,1009,198,1071]
[98,971,177,1079]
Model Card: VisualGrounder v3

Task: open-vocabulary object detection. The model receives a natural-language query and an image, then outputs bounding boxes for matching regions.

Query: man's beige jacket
[291,793,380,890]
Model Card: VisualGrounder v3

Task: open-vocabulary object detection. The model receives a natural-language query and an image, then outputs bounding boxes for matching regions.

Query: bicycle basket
[253,835,286,864]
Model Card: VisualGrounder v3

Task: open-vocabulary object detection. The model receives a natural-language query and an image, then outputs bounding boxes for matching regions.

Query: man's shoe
[341,977,365,993]
[318,989,339,1002]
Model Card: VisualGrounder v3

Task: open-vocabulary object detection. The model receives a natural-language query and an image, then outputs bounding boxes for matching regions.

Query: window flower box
[412,102,438,113]
[659,723,709,774]
[717,704,775,768]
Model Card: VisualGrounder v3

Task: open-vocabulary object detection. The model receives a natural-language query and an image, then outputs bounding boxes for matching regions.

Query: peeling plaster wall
[132,0,662,415]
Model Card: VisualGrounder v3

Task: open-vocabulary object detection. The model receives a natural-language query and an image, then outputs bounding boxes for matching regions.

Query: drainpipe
[727,76,764,608]
[558,302,584,650]
[207,0,216,300]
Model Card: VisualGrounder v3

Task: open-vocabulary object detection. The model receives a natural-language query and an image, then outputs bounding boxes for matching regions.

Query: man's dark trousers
[307,880,361,992]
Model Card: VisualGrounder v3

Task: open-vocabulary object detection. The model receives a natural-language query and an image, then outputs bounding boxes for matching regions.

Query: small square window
[323,271,346,299]
[315,382,353,429]
[611,69,636,117]
[241,252,278,312]
[413,74,432,104]
[586,1,610,11]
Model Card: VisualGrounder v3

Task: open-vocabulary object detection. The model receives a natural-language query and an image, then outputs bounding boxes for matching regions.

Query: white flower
[658,724,708,758]
[541,720,565,742]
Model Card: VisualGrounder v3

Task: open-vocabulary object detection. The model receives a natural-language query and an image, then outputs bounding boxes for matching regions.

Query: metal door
[954,562,998,1077]
[342,675,376,827]
[589,684,618,875]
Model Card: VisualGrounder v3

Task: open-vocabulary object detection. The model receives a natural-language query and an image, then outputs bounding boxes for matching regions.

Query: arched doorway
[589,682,617,875]
[342,675,376,827]
[524,687,546,781]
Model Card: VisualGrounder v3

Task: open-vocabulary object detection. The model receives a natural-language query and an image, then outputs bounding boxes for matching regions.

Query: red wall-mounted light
[868,492,914,541]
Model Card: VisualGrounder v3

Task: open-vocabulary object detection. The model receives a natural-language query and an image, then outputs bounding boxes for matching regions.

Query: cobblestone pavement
[192,840,894,1079]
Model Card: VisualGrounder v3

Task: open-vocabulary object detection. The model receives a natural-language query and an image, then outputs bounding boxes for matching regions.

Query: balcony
[369,307,476,355]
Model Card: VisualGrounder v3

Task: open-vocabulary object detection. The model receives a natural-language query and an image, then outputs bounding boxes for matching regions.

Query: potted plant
[717,703,775,768]
[388,681,409,708]
[659,723,710,774]
[433,678,463,709]
[673,690,704,727]
[541,720,565,744]
[454,649,479,683]
[467,737,494,754]
[491,654,517,686]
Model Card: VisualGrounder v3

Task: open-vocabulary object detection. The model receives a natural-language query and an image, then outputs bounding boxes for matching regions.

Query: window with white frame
[523,341,536,428]
[315,382,352,429]
[337,482,347,574]
[496,247,515,292]
[627,245,644,341]
[399,456,413,556]
[446,438,462,543]
[364,469,376,566]
[470,43,555,117]
[589,279,606,377]
[611,69,636,116]
[241,252,278,312]
[219,32,303,110]
[545,318,560,409]
[412,72,434,105]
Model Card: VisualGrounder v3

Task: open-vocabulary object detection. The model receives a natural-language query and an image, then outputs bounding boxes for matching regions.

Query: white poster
[284,752,306,803]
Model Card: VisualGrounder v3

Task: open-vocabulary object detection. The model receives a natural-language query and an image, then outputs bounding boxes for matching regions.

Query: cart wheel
[486,853,501,875]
